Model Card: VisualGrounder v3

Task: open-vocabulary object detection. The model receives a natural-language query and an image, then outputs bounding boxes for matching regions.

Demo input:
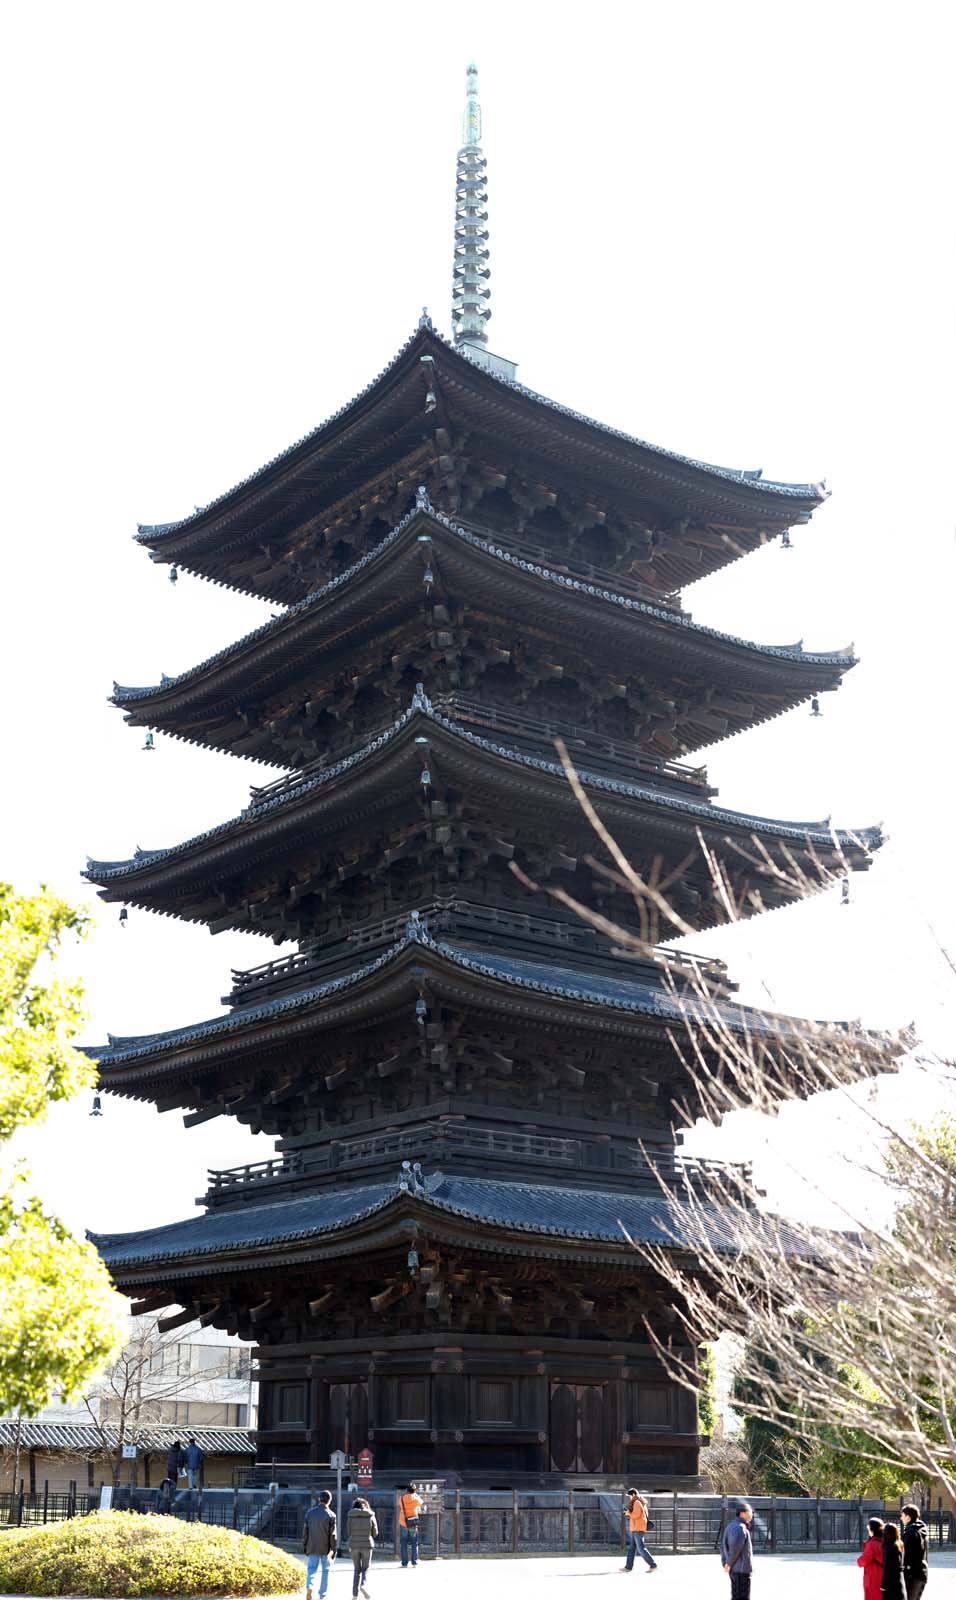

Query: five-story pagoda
[88,67,880,1485]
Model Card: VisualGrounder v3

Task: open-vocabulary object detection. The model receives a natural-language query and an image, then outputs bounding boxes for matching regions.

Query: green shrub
[0,1509,303,1596]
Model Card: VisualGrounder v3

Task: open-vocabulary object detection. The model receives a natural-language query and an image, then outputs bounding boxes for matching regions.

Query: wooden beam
[156,1304,196,1334]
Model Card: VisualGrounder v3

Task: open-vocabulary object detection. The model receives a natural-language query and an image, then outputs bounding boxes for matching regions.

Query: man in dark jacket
[721,1503,754,1600]
[304,1490,337,1600]
[901,1505,929,1600]
[183,1437,204,1490]
[165,1440,183,1482]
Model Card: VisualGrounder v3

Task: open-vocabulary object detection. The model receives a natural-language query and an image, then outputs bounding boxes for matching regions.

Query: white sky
[2,0,954,1240]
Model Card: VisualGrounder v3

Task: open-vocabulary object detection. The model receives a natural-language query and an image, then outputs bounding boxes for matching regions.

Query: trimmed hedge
[0,1510,303,1596]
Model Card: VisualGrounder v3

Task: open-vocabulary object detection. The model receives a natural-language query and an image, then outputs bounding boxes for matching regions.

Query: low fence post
[769,1495,776,1554]
[232,1487,239,1530]
[672,1490,678,1554]
[454,1488,461,1557]
[815,1492,821,1551]
[568,1488,574,1554]
[43,1480,49,1524]
[270,1480,277,1544]
[17,1488,24,1527]
[512,1488,519,1554]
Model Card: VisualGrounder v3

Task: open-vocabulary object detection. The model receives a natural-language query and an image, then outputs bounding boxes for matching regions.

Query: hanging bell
[407,1247,420,1275]
[810,697,821,718]
[169,566,178,585]
[118,907,128,927]
[143,731,155,751]
[841,878,850,905]
[423,565,434,587]
[415,996,428,1024]
[420,767,431,788]
[90,1093,103,1118]
[781,530,792,550]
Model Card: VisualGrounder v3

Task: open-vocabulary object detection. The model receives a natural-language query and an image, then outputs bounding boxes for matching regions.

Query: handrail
[227,898,729,1000]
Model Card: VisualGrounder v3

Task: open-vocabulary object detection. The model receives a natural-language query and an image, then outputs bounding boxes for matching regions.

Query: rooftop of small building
[0,1418,255,1455]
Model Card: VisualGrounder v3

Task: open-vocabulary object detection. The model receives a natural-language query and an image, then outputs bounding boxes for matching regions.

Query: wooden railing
[246,696,712,809]
[226,898,730,1008]
[205,1125,750,1198]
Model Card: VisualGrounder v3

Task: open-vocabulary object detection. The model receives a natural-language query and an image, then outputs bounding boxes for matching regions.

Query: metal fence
[1,1486,99,1525]
[4,1483,955,1553]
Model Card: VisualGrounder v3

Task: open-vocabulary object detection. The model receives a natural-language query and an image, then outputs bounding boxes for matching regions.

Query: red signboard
[356,1448,373,1486]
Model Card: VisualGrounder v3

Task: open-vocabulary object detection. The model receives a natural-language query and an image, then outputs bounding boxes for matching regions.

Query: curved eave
[112,505,856,754]
[133,325,826,595]
[83,701,881,910]
[91,1173,814,1278]
[87,930,830,1083]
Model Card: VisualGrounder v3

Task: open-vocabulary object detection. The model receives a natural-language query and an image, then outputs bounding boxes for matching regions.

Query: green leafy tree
[736,1348,911,1496]
[697,1343,717,1436]
[0,884,124,1416]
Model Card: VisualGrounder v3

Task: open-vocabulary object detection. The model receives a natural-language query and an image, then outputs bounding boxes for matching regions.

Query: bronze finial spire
[452,62,491,351]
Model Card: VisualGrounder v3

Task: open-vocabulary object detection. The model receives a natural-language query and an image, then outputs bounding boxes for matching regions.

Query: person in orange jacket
[398,1482,424,1569]
[857,1517,884,1600]
[622,1488,658,1573]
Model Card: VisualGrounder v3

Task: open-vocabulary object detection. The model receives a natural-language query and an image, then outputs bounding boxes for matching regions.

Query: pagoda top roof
[84,695,881,902]
[113,501,856,758]
[90,1168,809,1275]
[134,324,826,600]
[87,923,821,1076]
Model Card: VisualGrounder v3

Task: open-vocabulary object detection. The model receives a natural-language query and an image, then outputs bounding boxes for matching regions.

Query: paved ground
[291,1549,956,1599]
[4,1550,955,1597]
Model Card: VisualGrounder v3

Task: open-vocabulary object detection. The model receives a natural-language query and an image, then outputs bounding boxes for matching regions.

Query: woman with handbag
[622,1488,658,1573]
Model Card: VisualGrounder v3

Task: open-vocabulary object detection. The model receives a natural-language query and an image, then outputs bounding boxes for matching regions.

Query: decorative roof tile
[114,503,853,706]
[0,1419,254,1454]
[85,694,880,883]
[135,326,823,548]
[89,1172,807,1270]
[85,929,832,1069]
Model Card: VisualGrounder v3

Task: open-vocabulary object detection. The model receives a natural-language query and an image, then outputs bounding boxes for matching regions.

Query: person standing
[183,1436,204,1490]
[347,1496,378,1600]
[303,1489,337,1600]
[398,1483,424,1569]
[857,1517,885,1599]
[621,1488,658,1573]
[881,1523,906,1600]
[721,1502,754,1600]
[165,1440,183,1484]
[901,1505,929,1600]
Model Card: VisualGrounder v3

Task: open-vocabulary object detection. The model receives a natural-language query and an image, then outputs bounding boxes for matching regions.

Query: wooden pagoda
[88,68,880,1486]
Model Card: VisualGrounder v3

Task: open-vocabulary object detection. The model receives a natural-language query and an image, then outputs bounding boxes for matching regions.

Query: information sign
[357,1448,373,1486]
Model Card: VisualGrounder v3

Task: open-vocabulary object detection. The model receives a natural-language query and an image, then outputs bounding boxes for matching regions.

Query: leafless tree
[82,1315,234,1487]
[520,741,956,1498]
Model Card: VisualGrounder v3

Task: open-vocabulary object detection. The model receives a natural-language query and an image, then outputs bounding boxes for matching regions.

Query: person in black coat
[165,1441,183,1481]
[901,1505,929,1600]
[881,1523,906,1600]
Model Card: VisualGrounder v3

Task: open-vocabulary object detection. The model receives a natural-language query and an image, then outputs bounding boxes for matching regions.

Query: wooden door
[326,1381,368,1456]
[549,1381,606,1472]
